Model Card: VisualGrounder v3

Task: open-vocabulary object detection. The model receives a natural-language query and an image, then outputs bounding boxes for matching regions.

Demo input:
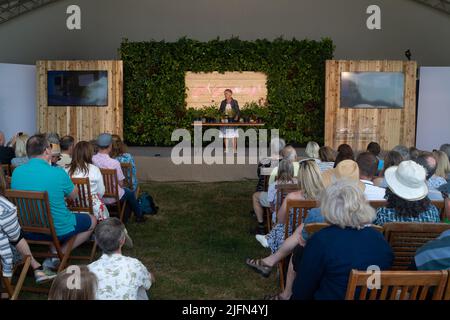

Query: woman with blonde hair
[255,159,324,252]
[433,150,450,180]
[291,179,393,300]
[48,265,97,300]
[11,133,29,167]
[305,141,320,160]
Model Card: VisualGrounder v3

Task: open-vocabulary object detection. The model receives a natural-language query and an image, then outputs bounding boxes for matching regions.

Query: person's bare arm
[68,187,78,200]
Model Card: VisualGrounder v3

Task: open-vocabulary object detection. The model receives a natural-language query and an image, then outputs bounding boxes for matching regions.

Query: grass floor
[18,180,279,300]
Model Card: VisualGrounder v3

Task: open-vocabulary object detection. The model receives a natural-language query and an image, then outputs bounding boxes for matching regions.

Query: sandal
[264,293,290,300]
[245,258,272,277]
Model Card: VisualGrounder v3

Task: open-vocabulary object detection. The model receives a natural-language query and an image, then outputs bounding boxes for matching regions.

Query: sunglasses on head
[299,158,316,164]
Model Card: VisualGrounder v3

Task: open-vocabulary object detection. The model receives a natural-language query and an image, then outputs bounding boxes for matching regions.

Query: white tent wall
[0,63,36,142]
[416,67,450,151]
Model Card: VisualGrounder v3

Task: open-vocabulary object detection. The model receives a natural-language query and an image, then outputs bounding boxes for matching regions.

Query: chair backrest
[100,168,120,201]
[384,222,450,270]
[275,183,299,213]
[369,200,387,210]
[4,189,56,236]
[304,223,384,238]
[120,162,133,190]
[284,199,317,239]
[345,269,448,300]
[68,177,94,215]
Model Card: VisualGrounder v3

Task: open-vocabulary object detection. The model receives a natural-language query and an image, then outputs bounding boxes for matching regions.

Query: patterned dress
[115,153,138,193]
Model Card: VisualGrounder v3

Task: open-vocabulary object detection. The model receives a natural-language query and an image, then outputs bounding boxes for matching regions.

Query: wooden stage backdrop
[36,60,123,141]
[324,60,417,151]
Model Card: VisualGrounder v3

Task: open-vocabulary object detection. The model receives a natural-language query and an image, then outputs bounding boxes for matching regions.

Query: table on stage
[192,121,266,153]
[192,122,265,127]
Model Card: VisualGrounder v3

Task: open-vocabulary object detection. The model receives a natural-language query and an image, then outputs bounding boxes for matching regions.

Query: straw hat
[384,160,428,201]
[321,159,365,191]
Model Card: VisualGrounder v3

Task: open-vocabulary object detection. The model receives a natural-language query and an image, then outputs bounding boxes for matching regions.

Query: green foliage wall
[119,38,334,146]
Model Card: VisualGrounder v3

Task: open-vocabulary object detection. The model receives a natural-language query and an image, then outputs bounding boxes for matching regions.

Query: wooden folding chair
[4,190,75,274]
[431,200,446,221]
[100,169,127,222]
[66,177,97,262]
[0,255,31,300]
[369,200,387,210]
[345,269,448,300]
[445,271,450,300]
[384,222,450,270]
[304,223,384,237]
[277,198,316,291]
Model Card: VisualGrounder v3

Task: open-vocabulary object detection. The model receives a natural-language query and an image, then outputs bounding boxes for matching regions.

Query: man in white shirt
[88,218,153,300]
[356,152,386,201]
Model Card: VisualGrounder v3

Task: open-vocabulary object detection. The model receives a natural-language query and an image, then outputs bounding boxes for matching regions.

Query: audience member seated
[67,141,109,221]
[374,160,441,226]
[48,265,97,300]
[367,141,384,174]
[247,159,373,300]
[1,195,57,283]
[11,134,97,269]
[440,143,450,162]
[304,141,321,164]
[291,179,393,300]
[45,132,60,145]
[88,218,153,300]
[11,133,29,167]
[255,138,285,192]
[413,152,446,199]
[256,159,324,253]
[433,150,450,181]
[266,159,297,223]
[392,145,410,161]
[318,146,335,172]
[251,145,298,234]
[414,229,450,271]
[333,143,354,168]
[373,150,402,187]
[57,135,75,168]
[111,134,138,193]
[0,131,15,165]
[409,147,421,161]
[50,143,62,167]
[92,133,145,223]
[356,152,386,200]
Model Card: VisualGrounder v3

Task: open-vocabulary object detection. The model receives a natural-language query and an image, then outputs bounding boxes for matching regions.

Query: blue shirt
[11,158,76,236]
[115,153,138,192]
[292,225,393,300]
[415,229,450,271]
[374,205,441,226]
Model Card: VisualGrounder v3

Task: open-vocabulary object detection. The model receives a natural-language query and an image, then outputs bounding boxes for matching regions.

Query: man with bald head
[0,131,15,165]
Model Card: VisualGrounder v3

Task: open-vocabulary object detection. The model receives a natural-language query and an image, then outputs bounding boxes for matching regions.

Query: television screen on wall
[47,71,108,106]
[340,72,405,109]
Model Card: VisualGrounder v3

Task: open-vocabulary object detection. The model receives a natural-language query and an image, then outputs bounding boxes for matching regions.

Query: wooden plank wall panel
[324,60,417,151]
[36,60,123,142]
[185,71,268,109]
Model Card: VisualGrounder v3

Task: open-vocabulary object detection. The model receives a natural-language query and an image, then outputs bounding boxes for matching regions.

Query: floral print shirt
[88,253,152,300]
[115,153,138,192]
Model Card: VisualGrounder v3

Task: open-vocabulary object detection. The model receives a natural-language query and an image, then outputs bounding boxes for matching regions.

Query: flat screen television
[340,72,405,109]
[47,71,108,106]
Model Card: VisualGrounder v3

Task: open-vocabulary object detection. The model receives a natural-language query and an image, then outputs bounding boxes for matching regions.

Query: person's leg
[121,187,143,219]
[279,257,296,300]
[262,226,302,267]
[61,214,97,254]
[252,192,265,224]
[14,238,41,270]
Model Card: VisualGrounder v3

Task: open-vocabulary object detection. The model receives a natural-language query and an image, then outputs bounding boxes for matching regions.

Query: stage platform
[129,147,306,183]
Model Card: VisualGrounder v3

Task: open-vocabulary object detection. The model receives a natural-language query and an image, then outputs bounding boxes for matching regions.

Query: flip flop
[245,258,272,277]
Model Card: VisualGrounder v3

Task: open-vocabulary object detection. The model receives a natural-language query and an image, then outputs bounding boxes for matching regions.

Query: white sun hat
[384,160,428,201]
